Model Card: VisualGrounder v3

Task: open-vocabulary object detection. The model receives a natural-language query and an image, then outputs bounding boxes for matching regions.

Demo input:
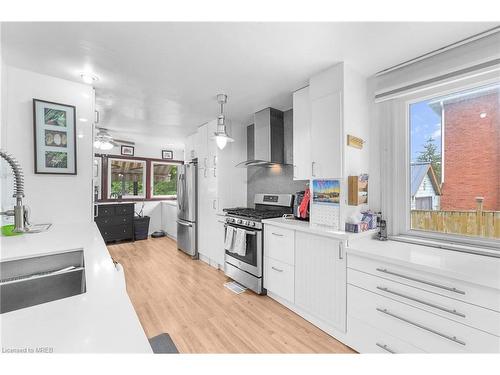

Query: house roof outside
[411,162,442,197]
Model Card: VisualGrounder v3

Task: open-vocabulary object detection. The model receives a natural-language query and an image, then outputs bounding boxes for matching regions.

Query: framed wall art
[162,150,173,160]
[121,145,135,156]
[33,99,77,175]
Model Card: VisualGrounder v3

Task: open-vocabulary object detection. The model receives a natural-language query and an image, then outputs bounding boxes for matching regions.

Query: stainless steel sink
[0,249,86,314]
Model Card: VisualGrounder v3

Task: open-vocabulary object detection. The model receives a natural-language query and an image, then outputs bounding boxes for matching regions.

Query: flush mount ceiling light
[212,93,234,150]
[80,72,99,85]
[93,128,116,150]
[480,112,487,119]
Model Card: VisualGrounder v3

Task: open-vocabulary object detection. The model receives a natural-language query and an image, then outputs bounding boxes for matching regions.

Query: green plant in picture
[45,151,68,168]
[44,108,67,127]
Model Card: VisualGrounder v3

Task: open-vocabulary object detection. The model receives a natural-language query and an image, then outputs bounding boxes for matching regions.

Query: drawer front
[264,225,295,266]
[348,315,424,353]
[99,224,133,241]
[348,284,500,353]
[348,268,500,336]
[115,204,134,215]
[264,257,294,303]
[96,215,133,226]
[97,205,115,217]
[348,253,500,312]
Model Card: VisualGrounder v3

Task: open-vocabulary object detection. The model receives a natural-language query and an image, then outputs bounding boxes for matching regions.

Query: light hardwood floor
[108,236,355,353]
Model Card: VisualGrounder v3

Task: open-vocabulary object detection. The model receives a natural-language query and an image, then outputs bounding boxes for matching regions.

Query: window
[409,82,499,240]
[151,162,177,198]
[108,158,146,199]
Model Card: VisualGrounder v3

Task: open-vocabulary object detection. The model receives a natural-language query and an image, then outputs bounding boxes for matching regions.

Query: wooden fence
[411,210,500,239]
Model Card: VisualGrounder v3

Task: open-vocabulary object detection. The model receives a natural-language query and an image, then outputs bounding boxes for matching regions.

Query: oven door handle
[224,224,257,236]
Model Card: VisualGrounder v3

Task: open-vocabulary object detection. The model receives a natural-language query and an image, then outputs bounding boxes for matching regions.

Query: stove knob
[250,222,255,227]
[237,219,242,224]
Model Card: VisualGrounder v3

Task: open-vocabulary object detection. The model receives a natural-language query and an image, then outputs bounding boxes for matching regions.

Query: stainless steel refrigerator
[177,162,198,258]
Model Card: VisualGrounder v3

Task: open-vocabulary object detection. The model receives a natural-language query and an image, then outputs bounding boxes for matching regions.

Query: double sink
[0,249,86,314]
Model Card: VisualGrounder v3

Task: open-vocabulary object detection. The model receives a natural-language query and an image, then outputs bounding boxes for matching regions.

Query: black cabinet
[95,203,135,243]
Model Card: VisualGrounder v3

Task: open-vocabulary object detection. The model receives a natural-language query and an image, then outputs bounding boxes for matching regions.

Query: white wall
[342,63,371,223]
[1,66,94,226]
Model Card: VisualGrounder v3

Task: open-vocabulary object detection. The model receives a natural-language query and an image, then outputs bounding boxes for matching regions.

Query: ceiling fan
[94,127,135,150]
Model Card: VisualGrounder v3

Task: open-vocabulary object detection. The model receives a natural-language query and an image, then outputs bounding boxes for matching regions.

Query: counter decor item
[345,210,377,233]
[348,174,368,205]
[310,179,340,230]
[33,99,77,174]
[347,134,364,149]
[134,215,150,240]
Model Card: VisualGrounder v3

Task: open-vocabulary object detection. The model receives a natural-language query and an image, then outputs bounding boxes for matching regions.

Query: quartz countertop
[0,222,152,353]
[262,217,378,241]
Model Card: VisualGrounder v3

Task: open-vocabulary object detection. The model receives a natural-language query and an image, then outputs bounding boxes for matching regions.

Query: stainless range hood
[236,107,289,168]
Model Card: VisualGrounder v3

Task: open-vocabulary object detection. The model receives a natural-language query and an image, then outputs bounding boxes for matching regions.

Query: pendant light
[213,94,234,150]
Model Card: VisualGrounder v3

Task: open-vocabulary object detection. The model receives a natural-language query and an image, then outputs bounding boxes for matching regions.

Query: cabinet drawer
[348,253,500,312]
[264,225,295,266]
[97,205,114,216]
[100,225,133,241]
[264,257,294,303]
[96,215,133,226]
[348,284,500,353]
[348,268,500,336]
[115,204,134,215]
[348,315,424,353]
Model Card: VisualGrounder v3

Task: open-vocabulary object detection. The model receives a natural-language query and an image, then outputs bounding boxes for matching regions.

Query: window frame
[107,157,147,199]
[95,153,183,202]
[150,161,178,199]
[389,74,500,250]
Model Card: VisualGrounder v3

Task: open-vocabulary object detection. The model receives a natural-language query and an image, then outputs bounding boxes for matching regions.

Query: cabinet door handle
[212,199,217,210]
[213,155,217,167]
[375,268,465,295]
[213,168,216,177]
[376,286,466,318]
[311,161,316,177]
[204,168,207,178]
[375,342,395,354]
[293,164,296,179]
[271,266,283,273]
[271,232,283,237]
[338,242,344,260]
[376,308,466,346]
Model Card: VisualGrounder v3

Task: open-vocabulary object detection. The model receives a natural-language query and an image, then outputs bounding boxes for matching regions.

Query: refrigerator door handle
[176,220,192,227]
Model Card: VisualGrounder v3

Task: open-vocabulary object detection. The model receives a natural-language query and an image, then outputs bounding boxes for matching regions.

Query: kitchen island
[0,222,151,353]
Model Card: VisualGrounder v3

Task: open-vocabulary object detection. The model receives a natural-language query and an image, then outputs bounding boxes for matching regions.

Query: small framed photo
[121,145,134,156]
[162,150,173,160]
[33,99,77,175]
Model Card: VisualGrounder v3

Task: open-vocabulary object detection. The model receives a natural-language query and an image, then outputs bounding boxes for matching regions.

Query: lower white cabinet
[264,257,294,303]
[161,201,177,239]
[295,231,346,333]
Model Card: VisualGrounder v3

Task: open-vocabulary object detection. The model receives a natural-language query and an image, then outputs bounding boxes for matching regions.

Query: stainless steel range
[223,194,294,294]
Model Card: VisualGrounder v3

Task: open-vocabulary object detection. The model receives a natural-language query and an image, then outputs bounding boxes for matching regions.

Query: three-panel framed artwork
[33,99,77,175]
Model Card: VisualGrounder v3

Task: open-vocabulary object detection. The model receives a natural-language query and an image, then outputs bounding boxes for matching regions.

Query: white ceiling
[2,22,497,142]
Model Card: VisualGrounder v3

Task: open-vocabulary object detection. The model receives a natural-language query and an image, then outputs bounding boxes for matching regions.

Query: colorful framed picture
[121,145,134,156]
[162,150,173,160]
[312,179,340,206]
[33,99,77,174]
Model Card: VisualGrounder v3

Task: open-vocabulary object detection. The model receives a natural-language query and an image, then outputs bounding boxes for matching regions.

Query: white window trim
[107,157,146,199]
[150,161,177,199]
[382,71,500,250]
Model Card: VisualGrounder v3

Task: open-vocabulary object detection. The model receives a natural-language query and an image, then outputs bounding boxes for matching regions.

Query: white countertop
[161,200,177,207]
[262,217,378,241]
[347,237,500,289]
[0,222,152,353]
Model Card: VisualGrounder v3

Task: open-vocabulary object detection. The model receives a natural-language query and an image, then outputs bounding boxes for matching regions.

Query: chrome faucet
[0,149,28,232]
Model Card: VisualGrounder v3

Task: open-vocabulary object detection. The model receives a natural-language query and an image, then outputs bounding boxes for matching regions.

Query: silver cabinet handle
[213,168,216,177]
[338,242,344,260]
[376,308,466,346]
[271,232,284,237]
[213,155,217,167]
[271,266,283,273]
[176,220,192,227]
[375,342,395,354]
[376,286,466,318]
[311,161,316,177]
[376,268,465,295]
[94,204,99,218]
[212,199,217,210]
[204,168,207,178]
[204,157,208,168]
[293,164,297,179]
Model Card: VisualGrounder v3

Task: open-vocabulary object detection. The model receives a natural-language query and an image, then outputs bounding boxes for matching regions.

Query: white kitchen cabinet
[294,231,346,333]
[161,201,177,239]
[264,257,295,303]
[310,90,343,178]
[292,86,311,180]
[184,133,196,162]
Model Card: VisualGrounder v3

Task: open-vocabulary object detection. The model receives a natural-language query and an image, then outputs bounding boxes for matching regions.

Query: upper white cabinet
[292,86,311,180]
[292,62,352,179]
[295,231,346,333]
